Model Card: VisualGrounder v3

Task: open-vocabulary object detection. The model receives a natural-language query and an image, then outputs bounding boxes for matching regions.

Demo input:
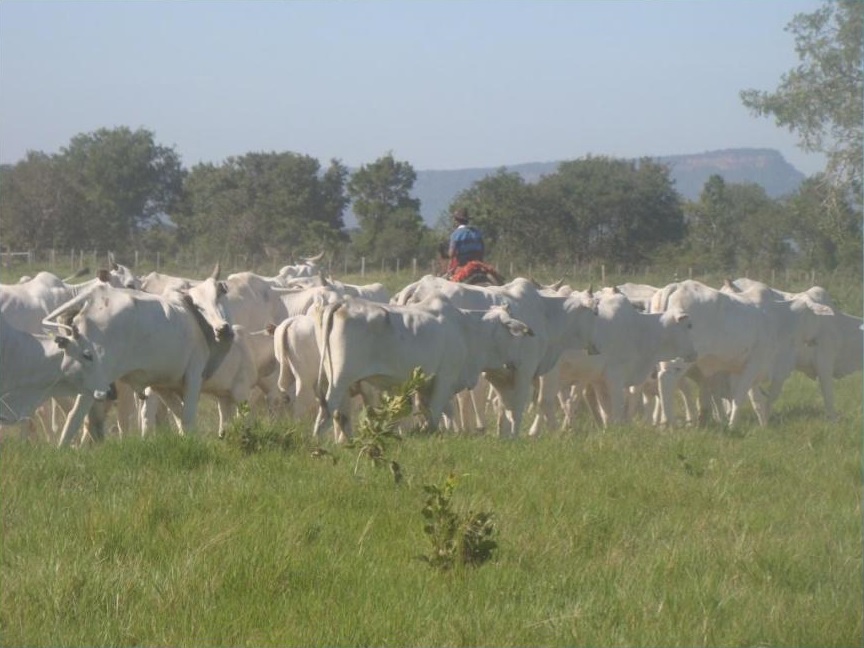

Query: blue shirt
[449,225,485,266]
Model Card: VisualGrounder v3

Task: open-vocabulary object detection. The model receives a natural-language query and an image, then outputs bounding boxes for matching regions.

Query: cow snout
[216,323,234,341]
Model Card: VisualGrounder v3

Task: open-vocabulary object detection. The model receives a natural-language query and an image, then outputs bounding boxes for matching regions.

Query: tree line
[1,0,859,275]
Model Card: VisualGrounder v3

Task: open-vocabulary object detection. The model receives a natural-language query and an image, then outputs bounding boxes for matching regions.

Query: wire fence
[0,247,848,291]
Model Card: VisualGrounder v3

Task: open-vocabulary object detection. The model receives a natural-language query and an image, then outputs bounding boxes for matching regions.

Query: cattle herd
[1,253,861,446]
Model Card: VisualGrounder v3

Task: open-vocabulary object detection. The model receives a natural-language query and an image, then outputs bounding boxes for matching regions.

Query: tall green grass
[2,373,861,646]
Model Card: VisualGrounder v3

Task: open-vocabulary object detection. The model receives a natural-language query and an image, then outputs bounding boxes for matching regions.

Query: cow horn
[43,290,97,330]
[210,263,221,280]
[305,251,325,263]
[61,266,90,282]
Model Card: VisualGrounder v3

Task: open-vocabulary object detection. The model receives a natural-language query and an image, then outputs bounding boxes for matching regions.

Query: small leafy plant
[347,367,430,483]
[419,473,498,571]
[222,402,295,455]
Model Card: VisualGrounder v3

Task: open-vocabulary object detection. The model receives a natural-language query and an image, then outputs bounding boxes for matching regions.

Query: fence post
[361,257,366,277]
[412,258,417,277]
[601,264,606,285]
[688,267,693,280]
[771,268,776,285]
[509,262,514,277]
[810,269,816,284]
[134,250,139,268]
[156,251,161,271]
[396,258,400,275]
[344,257,348,275]
[50,249,56,270]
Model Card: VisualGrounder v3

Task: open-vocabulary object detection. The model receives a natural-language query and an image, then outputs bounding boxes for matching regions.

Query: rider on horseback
[442,207,503,285]
[447,207,485,274]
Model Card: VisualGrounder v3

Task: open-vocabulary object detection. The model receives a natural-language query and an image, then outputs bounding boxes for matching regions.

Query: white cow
[0,312,95,429]
[614,283,659,312]
[275,251,325,281]
[652,280,832,427]
[1,265,138,335]
[311,296,534,442]
[42,268,234,445]
[1,263,140,438]
[275,275,389,302]
[390,276,599,437]
[140,327,259,437]
[271,314,322,419]
[530,290,695,432]
[270,313,377,422]
[723,279,859,420]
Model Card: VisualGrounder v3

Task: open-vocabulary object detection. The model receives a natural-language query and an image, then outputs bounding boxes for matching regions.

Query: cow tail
[314,301,340,414]
[273,318,293,393]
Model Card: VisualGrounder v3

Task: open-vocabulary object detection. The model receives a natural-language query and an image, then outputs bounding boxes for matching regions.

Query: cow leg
[216,396,237,438]
[113,381,137,437]
[815,355,839,421]
[656,360,686,426]
[82,400,109,443]
[604,379,627,425]
[529,373,561,437]
[747,386,770,427]
[727,368,760,427]
[58,393,95,447]
[582,384,606,428]
[179,374,204,435]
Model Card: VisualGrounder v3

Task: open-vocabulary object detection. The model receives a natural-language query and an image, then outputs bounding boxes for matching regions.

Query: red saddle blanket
[450,261,503,284]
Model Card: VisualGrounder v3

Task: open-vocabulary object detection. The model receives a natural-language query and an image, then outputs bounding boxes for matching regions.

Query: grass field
[2,370,861,647]
[2,263,862,645]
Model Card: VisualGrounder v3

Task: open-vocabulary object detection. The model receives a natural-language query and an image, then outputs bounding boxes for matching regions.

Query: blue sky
[0,0,827,175]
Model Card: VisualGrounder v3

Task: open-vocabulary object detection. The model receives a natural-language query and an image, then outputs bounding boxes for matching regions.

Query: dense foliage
[741,0,863,201]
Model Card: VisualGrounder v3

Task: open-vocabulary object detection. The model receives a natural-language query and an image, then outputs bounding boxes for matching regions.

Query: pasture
[1,263,862,646]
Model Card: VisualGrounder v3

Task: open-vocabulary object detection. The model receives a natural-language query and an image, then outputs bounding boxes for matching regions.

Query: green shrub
[419,473,498,571]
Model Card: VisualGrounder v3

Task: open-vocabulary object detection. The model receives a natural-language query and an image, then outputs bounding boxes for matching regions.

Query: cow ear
[54,335,70,349]
[612,285,621,294]
[218,281,228,296]
[265,323,276,336]
[97,269,111,283]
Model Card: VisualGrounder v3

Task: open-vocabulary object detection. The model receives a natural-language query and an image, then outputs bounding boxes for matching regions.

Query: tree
[60,127,185,252]
[786,174,862,270]
[740,0,863,199]
[535,156,684,266]
[178,152,349,262]
[684,175,739,272]
[347,153,426,262]
[727,183,792,271]
[0,153,88,251]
